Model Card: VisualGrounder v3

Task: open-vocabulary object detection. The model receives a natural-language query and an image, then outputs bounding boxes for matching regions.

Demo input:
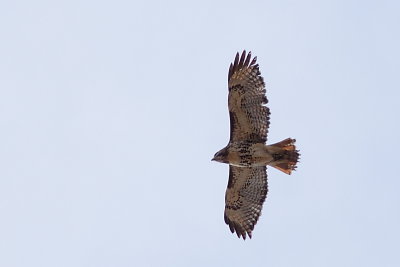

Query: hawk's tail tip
[269,138,300,175]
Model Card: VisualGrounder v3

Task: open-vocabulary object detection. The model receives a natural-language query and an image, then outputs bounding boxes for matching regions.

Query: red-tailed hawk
[212,51,300,240]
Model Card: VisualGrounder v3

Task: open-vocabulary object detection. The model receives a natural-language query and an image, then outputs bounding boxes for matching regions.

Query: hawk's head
[212,147,229,164]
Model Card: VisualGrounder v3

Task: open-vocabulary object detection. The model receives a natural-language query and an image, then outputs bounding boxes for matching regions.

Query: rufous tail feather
[268,138,299,175]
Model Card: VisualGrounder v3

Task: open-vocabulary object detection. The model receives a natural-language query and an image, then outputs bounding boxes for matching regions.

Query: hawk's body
[212,51,299,240]
[222,142,274,167]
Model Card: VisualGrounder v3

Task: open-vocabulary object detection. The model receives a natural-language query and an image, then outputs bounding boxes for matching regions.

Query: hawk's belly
[227,143,274,167]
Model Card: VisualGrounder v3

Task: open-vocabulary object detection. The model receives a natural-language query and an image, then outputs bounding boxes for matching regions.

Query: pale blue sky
[1,0,399,266]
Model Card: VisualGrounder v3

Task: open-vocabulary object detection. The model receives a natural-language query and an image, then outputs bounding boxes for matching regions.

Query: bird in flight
[212,50,300,239]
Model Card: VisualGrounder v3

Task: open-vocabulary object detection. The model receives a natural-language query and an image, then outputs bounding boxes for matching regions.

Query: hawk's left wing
[224,166,268,239]
[228,51,270,143]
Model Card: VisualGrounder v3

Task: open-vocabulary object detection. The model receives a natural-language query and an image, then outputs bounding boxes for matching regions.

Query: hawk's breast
[227,142,274,167]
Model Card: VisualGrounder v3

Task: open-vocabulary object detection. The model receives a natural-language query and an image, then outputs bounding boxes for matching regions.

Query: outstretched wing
[228,50,270,143]
[224,166,268,239]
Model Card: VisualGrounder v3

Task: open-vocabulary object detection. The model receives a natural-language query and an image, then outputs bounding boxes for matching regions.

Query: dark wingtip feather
[225,213,251,240]
[234,52,240,67]
[228,63,234,81]
[228,50,260,82]
[251,56,257,65]
[237,50,246,69]
[244,51,252,66]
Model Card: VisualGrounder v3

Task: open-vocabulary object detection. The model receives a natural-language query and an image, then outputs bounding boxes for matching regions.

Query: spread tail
[268,138,299,175]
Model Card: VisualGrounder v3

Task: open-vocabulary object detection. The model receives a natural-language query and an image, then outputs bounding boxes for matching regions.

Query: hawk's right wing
[224,166,268,239]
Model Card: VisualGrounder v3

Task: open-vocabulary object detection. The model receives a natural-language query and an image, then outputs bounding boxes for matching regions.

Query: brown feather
[224,166,268,240]
[228,50,269,143]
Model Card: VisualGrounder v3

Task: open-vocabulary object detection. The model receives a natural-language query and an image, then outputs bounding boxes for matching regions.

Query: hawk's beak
[211,157,216,161]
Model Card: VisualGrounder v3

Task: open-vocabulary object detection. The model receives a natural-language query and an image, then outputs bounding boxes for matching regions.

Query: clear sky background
[1,0,399,266]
